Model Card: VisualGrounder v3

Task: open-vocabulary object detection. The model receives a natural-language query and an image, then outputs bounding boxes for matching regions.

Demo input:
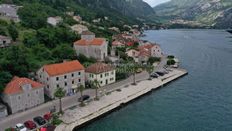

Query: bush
[51,114,63,125]
[167,59,176,65]
[167,55,175,59]
[148,57,161,64]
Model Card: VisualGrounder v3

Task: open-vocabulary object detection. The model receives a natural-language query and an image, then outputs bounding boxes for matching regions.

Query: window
[72,73,74,77]
[36,91,38,94]
[65,82,67,86]
[57,84,59,88]
[100,81,103,84]
[64,75,67,79]
[100,74,103,78]
[56,77,59,81]
[40,75,42,78]
[18,96,20,100]
[28,94,30,97]
[78,72,81,75]
[47,78,49,81]
[47,85,49,89]
[72,81,74,84]
[111,71,114,75]
[79,79,81,82]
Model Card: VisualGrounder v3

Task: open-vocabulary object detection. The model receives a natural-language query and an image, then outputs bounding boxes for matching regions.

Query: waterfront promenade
[55,68,187,131]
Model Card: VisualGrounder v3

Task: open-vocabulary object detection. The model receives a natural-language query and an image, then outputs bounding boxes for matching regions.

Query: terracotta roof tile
[43,60,84,76]
[74,38,106,46]
[86,63,114,74]
[4,76,43,95]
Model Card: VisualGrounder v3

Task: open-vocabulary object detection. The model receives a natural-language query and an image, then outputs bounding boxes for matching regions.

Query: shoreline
[55,68,188,131]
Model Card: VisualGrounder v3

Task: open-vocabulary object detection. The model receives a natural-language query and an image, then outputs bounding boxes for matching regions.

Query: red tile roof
[86,63,114,74]
[43,60,84,76]
[74,38,106,46]
[4,76,43,95]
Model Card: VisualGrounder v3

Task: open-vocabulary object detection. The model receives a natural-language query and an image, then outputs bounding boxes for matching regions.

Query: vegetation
[167,59,176,65]
[148,57,161,64]
[54,87,66,114]
[78,85,85,107]
[91,80,101,100]
[51,113,63,125]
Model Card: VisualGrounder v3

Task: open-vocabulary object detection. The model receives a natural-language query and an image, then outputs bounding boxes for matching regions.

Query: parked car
[150,73,159,78]
[24,120,36,130]
[33,116,46,126]
[156,72,165,76]
[15,123,27,131]
[44,112,52,121]
[78,95,90,102]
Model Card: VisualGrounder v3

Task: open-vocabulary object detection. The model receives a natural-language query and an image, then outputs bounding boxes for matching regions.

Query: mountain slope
[154,0,232,28]
[76,0,155,21]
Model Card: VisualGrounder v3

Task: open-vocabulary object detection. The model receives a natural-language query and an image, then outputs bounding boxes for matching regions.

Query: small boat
[226,29,232,34]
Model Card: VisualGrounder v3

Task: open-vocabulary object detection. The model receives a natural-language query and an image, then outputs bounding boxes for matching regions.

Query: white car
[16,123,27,131]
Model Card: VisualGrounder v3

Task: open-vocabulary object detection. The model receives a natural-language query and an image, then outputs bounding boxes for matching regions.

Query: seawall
[55,68,188,131]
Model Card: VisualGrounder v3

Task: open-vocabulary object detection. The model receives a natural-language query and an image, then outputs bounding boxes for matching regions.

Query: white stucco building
[86,63,116,87]
[74,31,108,61]
[37,60,85,98]
[1,77,44,114]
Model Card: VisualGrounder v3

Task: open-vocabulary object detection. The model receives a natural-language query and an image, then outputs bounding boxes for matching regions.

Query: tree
[131,63,139,85]
[52,44,76,61]
[78,85,85,106]
[54,87,66,114]
[91,79,101,100]
[0,71,12,93]
[7,24,18,41]
[145,65,154,80]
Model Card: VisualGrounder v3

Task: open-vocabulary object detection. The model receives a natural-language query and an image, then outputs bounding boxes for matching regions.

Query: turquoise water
[78,30,232,131]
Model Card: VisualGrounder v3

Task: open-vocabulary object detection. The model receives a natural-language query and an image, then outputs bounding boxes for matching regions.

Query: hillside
[154,0,232,28]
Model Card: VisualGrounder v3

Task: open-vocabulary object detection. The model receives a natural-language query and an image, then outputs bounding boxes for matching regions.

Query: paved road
[0,71,149,130]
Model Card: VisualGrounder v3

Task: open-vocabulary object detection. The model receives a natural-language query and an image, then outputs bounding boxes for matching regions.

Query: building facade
[0,104,8,120]
[47,16,63,26]
[1,77,44,114]
[37,60,85,98]
[0,4,20,22]
[86,63,116,87]
[0,35,11,48]
[71,24,88,34]
[74,31,108,61]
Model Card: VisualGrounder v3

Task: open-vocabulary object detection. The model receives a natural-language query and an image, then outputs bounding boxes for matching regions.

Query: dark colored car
[156,72,165,76]
[24,120,37,130]
[44,112,52,121]
[78,95,90,102]
[150,73,158,78]
[33,116,46,126]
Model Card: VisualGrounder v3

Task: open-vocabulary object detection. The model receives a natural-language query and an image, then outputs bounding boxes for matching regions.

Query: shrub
[167,59,176,65]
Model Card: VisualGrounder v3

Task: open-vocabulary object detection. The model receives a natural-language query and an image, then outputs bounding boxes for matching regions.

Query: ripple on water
[79,30,232,131]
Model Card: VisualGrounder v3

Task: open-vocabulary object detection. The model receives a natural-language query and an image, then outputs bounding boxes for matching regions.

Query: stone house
[1,77,44,114]
[71,24,88,34]
[0,4,20,22]
[37,60,85,98]
[85,63,116,87]
[74,31,108,61]
[47,16,63,26]
[0,104,8,120]
[0,35,12,48]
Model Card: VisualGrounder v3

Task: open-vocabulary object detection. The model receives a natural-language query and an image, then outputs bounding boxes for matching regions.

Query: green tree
[52,44,76,61]
[0,71,12,93]
[2,45,30,76]
[91,80,101,100]
[54,87,66,114]
[78,85,85,106]
[145,65,154,80]
[7,24,18,41]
